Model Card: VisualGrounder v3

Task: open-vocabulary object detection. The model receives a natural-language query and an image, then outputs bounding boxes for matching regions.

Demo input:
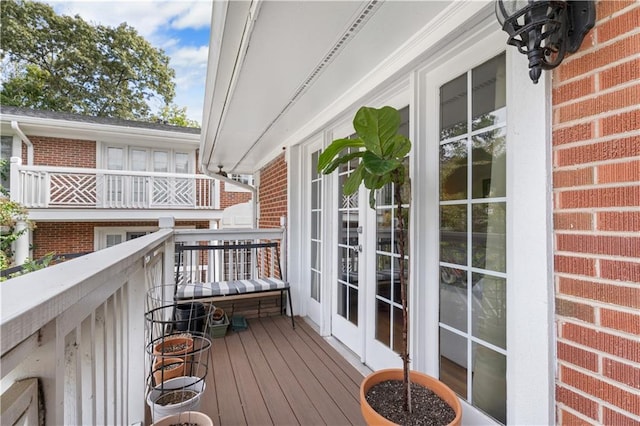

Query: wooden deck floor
[199,316,365,426]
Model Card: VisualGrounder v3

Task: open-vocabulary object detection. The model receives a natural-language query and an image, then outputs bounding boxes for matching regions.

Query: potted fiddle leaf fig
[318,106,461,425]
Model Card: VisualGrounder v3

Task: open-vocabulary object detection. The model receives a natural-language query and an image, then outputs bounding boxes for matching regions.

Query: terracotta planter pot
[360,369,462,426]
[152,357,185,386]
[153,335,193,357]
[151,411,213,426]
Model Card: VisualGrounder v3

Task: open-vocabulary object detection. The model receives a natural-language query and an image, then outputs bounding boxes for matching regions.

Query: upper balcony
[9,158,223,221]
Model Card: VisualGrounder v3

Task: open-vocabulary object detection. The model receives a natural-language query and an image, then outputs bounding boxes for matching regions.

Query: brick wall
[24,136,96,167]
[552,1,640,424]
[32,220,210,259]
[219,181,253,209]
[258,153,287,228]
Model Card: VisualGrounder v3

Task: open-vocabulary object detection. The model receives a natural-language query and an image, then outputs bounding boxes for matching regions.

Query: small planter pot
[153,334,193,357]
[151,411,213,426]
[360,369,462,426]
[210,307,225,325]
[152,357,185,386]
[146,376,206,422]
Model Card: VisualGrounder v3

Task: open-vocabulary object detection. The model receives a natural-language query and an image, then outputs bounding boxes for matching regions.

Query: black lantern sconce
[495,0,595,83]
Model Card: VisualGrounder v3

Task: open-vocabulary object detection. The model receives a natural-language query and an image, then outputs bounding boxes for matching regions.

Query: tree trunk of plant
[394,173,411,413]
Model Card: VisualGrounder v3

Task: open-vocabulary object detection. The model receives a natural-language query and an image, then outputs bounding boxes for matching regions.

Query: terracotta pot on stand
[360,369,462,426]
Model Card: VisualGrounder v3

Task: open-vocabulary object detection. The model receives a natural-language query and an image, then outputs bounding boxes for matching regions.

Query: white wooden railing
[0,225,286,425]
[1,228,175,425]
[10,159,220,210]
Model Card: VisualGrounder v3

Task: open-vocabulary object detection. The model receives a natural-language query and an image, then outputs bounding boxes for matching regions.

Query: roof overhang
[200,1,492,175]
[1,112,201,146]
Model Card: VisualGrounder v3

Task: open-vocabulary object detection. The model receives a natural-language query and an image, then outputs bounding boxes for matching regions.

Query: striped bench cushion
[176,278,288,300]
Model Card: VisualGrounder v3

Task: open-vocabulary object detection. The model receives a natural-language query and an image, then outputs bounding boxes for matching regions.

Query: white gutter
[201,0,262,173]
[11,121,34,166]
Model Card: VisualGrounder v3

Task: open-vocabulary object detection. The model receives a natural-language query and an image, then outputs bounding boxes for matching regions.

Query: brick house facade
[552,2,639,423]
[1,106,254,263]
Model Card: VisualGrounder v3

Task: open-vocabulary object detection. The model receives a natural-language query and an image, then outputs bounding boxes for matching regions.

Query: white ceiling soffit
[200,0,449,174]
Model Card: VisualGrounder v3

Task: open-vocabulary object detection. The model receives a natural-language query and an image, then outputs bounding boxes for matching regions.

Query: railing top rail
[176,241,279,251]
[16,164,218,180]
[0,229,174,357]
[174,228,284,243]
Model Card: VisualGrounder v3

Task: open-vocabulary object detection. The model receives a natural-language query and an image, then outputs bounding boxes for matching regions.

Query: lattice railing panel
[50,174,97,206]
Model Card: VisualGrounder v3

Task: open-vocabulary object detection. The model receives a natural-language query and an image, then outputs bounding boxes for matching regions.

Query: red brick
[553,75,596,104]
[555,255,596,276]
[553,123,596,145]
[25,136,96,168]
[601,259,640,283]
[603,357,640,389]
[259,153,288,229]
[557,34,640,81]
[598,159,640,184]
[553,168,594,187]
[600,108,640,137]
[601,308,640,335]
[561,322,640,362]
[597,1,637,19]
[603,406,640,426]
[555,137,640,167]
[33,220,210,259]
[558,277,640,309]
[561,365,640,415]
[554,212,594,231]
[556,385,599,420]
[557,341,599,371]
[556,234,640,257]
[557,408,594,425]
[597,211,640,232]
[600,59,640,91]
[557,85,640,123]
[557,186,640,209]
[556,298,596,323]
[598,5,640,44]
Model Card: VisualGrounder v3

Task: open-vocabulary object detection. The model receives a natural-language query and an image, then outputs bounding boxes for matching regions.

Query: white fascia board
[1,113,200,146]
[27,209,223,222]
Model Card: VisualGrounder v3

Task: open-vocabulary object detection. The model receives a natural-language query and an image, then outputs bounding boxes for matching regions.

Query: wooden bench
[173,241,294,328]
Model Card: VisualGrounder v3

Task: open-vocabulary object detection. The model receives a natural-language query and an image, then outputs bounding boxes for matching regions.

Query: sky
[45,0,213,125]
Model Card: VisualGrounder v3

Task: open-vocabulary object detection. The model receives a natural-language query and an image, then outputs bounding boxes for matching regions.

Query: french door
[329,106,410,367]
[331,146,365,356]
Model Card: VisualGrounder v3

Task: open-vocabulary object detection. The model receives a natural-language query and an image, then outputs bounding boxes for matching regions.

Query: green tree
[151,104,200,128]
[0,0,176,120]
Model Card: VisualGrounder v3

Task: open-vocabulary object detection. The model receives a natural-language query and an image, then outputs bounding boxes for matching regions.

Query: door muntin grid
[438,52,507,424]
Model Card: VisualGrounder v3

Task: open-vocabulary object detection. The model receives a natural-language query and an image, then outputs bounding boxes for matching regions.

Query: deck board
[202,316,365,426]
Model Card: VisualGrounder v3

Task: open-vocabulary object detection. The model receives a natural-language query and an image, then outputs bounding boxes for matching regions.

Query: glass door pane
[337,147,360,325]
[310,150,322,303]
[374,106,410,354]
[438,52,507,424]
[106,147,124,206]
[130,149,148,206]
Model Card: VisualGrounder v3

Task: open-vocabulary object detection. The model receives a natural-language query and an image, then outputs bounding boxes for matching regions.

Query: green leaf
[383,134,412,158]
[317,138,364,173]
[343,163,365,195]
[353,106,400,158]
[369,189,377,209]
[322,151,364,175]
[362,151,401,176]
